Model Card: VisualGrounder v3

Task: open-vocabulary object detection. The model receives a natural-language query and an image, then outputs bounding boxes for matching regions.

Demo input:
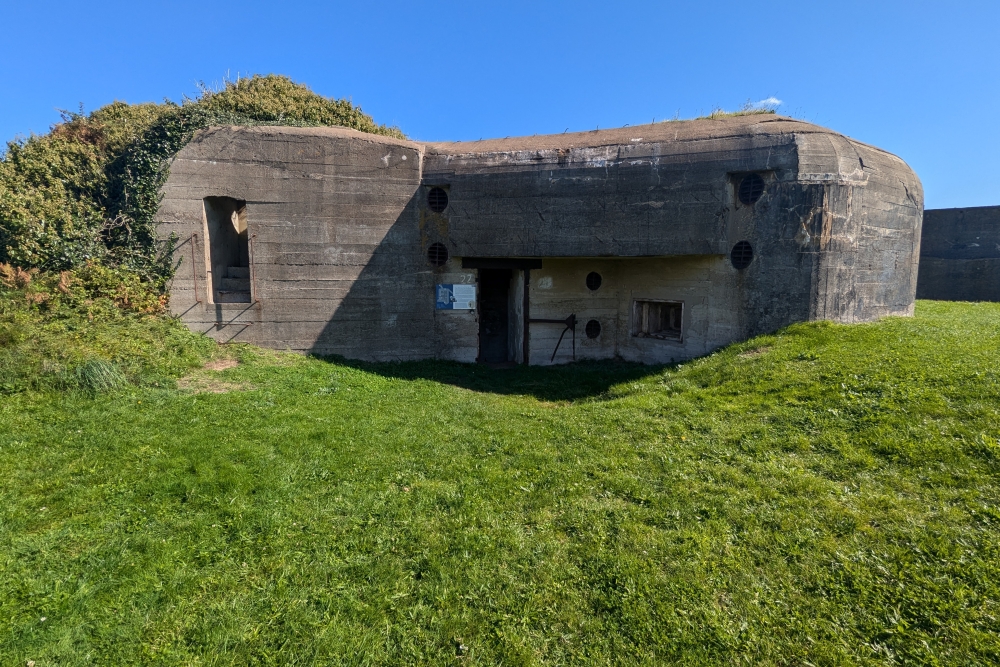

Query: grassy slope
[0,303,214,394]
[2,301,999,665]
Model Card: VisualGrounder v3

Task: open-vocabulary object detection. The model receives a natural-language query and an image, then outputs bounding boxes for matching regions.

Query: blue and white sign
[436,284,476,310]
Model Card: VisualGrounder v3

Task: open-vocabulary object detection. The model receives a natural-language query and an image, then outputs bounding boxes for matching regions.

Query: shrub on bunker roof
[0,74,403,288]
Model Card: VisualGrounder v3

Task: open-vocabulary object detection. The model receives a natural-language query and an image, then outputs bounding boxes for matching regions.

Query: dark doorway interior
[478,269,511,363]
[204,196,250,303]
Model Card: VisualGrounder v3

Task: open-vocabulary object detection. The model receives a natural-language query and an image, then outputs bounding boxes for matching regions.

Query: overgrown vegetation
[2,301,1000,664]
[0,75,402,285]
[0,262,212,394]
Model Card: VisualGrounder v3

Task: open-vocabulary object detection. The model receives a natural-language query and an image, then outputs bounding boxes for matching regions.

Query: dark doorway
[204,196,250,303]
[478,269,511,363]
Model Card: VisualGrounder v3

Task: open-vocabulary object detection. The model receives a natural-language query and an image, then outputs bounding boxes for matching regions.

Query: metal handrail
[248,232,260,303]
[190,233,202,304]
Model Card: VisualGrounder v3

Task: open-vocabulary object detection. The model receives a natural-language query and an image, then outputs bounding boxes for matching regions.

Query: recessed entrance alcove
[203,196,250,303]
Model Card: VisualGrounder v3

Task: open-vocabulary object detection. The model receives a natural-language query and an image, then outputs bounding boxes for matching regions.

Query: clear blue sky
[1,0,997,208]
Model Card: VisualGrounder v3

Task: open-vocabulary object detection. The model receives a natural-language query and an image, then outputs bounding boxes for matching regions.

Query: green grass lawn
[2,301,1000,665]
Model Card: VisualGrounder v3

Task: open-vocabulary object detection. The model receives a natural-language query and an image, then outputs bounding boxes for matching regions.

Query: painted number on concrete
[436,284,476,310]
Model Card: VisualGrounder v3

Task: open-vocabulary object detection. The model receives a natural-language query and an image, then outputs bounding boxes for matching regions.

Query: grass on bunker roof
[2,301,1000,665]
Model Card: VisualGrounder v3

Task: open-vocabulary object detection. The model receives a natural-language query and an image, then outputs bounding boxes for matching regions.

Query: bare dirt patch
[203,359,239,371]
[178,357,250,393]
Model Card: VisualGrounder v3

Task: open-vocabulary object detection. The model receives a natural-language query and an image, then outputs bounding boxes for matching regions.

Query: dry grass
[202,359,239,371]
[697,99,779,121]
[702,107,777,120]
[176,357,249,393]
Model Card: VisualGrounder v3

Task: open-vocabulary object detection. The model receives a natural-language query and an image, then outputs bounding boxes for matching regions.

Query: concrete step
[221,277,251,291]
[216,290,251,303]
[227,266,250,279]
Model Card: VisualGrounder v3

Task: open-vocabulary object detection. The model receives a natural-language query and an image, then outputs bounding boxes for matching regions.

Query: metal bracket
[528,314,576,362]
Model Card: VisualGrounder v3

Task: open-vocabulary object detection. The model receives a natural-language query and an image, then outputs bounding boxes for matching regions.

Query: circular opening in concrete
[738,174,765,205]
[428,187,449,213]
[586,271,602,291]
[731,241,754,270]
[585,319,601,339]
[427,242,449,267]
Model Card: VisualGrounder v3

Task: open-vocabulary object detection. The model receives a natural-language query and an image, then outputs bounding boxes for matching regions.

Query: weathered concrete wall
[423,129,799,258]
[525,257,739,365]
[159,126,429,358]
[431,259,479,363]
[158,116,922,364]
[422,117,922,343]
[916,206,1000,302]
[795,134,923,323]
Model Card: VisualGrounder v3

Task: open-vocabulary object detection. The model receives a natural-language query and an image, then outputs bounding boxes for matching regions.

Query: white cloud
[755,97,783,108]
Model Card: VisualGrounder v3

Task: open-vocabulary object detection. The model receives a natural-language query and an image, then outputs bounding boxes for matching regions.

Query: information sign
[436,284,476,310]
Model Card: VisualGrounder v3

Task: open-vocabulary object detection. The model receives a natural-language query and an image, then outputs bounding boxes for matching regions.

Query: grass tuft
[73,358,127,394]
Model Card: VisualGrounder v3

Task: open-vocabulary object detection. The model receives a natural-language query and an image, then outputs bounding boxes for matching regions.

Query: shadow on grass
[314,356,667,402]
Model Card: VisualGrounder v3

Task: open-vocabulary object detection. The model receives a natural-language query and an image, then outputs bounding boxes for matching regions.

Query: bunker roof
[423,115,836,153]
[194,114,915,191]
[201,114,893,161]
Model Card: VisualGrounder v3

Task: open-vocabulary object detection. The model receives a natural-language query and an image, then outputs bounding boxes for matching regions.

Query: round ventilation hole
[737,174,765,205]
[427,187,449,213]
[731,241,754,270]
[586,271,602,291]
[427,242,449,267]
[585,319,601,339]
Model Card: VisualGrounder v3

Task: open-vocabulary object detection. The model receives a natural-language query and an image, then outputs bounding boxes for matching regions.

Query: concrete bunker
[158,117,923,365]
[203,196,250,304]
[916,205,1000,302]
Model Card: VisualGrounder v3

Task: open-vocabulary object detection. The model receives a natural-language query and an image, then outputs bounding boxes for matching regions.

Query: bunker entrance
[478,269,512,363]
[204,197,250,303]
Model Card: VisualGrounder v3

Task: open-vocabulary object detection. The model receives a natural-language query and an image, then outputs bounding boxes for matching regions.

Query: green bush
[0,75,400,394]
[0,133,108,269]
[0,74,403,285]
